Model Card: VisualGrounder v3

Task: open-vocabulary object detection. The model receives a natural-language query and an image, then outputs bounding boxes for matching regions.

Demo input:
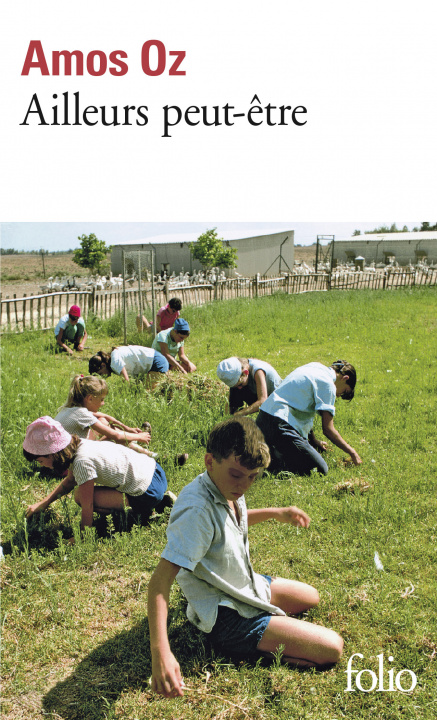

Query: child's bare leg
[87,418,111,442]
[74,486,131,513]
[136,315,152,332]
[269,577,320,615]
[255,577,343,666]
[128,441,158,458]
[257,615,343,667]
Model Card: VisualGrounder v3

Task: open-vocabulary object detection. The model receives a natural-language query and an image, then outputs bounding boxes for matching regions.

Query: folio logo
[345,653,417,693]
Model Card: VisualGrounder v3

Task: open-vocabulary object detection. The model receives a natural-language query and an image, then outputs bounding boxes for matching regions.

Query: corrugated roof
[337,231,437,242]
[113,228,293,247]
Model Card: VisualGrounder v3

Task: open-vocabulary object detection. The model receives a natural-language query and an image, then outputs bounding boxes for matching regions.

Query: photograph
[1,221,436,720]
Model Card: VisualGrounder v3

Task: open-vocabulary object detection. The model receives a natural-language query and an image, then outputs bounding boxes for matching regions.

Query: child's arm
[75,329,88,351]
[74,480,95,529]
[321,411,362,465]
[93,411,141,433]
[159,342,186,373]
[234,369,268,416]
[177,347,195,373]
[148,558,185,698]
[247,506,311,528]
[90,419,151,445]
[55,328,73,355]
[26,469,76,518]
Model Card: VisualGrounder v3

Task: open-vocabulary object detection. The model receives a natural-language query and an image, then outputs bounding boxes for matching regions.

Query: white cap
[216,357,242,387]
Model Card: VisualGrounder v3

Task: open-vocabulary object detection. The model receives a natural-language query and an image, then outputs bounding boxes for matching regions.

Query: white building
[111,229,294,278]
[333,231,437,266]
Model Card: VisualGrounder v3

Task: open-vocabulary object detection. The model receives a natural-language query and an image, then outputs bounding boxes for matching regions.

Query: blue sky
[0,221,420,252]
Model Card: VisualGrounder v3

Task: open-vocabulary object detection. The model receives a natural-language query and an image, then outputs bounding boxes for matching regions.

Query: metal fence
[1,269,436,333]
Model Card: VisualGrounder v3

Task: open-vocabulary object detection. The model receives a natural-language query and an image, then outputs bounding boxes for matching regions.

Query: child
[148,416,343,698]
[55,375,154,456]
[54,304,87,355]
[23,416,175,529]
[217,356,282,416]
[136,297,182,333]
[256,360,363,476]
[151,318,196,374]
[88,345,169,384]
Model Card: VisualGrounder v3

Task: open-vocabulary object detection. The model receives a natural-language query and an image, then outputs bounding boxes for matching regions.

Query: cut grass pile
[1,287,436,720]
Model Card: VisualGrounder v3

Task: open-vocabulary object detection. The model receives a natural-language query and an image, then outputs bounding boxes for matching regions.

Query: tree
[73,234,111,274]
[190,228,238,272]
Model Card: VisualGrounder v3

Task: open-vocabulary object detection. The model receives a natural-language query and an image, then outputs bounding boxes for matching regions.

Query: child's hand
[349,450,362,465]
[151,650,185,698]
[276,506,311,528]
[26,501,45,519]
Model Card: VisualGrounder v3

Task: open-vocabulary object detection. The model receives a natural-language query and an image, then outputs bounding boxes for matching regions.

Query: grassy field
[1,288,436,720]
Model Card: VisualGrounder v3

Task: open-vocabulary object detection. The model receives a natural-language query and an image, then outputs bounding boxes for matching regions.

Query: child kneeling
[148,416,343,698]
[23,417,174,531]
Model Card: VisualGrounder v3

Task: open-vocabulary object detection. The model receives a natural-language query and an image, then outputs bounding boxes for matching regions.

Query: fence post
[255,273,259,298]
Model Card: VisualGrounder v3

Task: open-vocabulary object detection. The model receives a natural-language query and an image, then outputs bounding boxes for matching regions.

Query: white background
[1,1,436,221]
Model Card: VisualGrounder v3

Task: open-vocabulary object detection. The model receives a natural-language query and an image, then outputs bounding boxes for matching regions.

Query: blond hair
[64,375,108,408]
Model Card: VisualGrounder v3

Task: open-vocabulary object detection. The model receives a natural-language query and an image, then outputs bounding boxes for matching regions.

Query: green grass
[1,288,436,720]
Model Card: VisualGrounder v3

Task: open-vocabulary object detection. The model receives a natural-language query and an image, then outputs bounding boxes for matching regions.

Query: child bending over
[55,375,155,456]
[148,416,343,699]
[217,356,282,416]
[23,417,175,529]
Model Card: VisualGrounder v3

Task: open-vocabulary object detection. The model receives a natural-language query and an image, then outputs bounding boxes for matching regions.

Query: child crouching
[23,417,175,531]
[148,416,343,699]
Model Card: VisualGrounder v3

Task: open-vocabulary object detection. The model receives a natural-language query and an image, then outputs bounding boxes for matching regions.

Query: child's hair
[89,351,112,375]
[207,416,270,470]
[23,435,81,474]
[236,357,249,377]
[65,375,108,408]
[331,360,356,400]
[169,297,182,311]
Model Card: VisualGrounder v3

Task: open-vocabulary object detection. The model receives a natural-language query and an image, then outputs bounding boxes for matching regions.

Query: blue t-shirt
[247,359,282,396]
[260,362,336,438]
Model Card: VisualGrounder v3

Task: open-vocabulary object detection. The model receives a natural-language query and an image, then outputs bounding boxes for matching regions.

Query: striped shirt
[55,406,96,439]
[72,439,156,496]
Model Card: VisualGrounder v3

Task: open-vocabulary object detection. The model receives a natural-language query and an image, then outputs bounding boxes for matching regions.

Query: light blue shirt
[248,359,282,396]
[260,362,336,439]
[162,470,285,633]
[152,327,183,358]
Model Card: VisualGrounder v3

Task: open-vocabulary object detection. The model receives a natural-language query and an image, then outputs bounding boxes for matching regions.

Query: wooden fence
[1,269,436,333]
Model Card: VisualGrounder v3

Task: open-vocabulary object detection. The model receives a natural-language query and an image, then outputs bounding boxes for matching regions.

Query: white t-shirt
[110,345,155,377]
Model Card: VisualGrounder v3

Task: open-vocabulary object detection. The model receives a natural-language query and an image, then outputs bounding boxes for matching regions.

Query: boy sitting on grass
[148,416,343,698]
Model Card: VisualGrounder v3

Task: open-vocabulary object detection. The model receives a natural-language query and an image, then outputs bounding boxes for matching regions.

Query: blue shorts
[208,575,272,657]
[127,462,167,519]
[150,351,169,374]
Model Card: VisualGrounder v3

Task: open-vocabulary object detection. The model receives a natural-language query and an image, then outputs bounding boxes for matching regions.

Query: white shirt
[110,345,156,377]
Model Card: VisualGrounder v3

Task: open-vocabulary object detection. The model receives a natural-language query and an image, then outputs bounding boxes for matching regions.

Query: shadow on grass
[42,614,323,720]
[42,618,208,720]
[2,509,169,556]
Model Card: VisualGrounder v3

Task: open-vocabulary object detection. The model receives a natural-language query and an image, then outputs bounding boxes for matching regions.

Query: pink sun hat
[23,416,72,455]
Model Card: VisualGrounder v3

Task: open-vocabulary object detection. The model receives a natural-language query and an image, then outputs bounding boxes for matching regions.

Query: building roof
[337,231,437,242]
[113,228,293,247]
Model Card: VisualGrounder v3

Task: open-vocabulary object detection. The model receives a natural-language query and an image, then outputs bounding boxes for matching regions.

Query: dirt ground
[0,246,317,299]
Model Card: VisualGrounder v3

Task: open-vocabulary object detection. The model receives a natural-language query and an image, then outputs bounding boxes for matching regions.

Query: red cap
[69,305,81,317]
